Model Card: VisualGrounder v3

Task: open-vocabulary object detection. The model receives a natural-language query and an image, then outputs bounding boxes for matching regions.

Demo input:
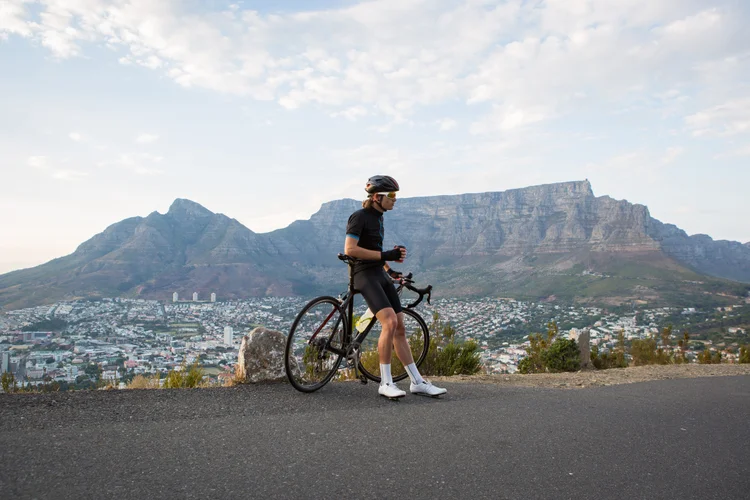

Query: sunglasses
[376,192,397,199]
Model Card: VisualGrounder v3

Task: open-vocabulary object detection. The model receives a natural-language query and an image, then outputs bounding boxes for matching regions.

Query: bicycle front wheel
[357,308,430,383]
[285,296,349,393]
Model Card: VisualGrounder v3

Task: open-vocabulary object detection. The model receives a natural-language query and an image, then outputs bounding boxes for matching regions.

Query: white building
[193,292,199,302]
[173,292,179,303]
[211,293,216,303]
[224,326,233,346]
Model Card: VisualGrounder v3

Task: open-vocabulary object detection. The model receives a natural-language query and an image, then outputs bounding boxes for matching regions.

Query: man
[344,175,447,399]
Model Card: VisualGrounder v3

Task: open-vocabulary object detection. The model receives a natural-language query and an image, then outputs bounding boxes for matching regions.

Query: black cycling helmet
[365,175,400,194]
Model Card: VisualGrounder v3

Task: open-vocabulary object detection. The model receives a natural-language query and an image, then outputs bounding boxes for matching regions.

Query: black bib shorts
[354,267,403,315]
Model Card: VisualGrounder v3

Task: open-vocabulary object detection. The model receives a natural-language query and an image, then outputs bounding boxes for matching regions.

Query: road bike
[284,253,433,393]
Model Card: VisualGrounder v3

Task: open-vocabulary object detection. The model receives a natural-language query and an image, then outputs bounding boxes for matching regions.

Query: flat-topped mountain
[1,181,749,311]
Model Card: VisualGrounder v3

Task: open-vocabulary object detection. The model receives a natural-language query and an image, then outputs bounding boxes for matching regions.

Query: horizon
[2,178,748,276]
[2,0,749,273]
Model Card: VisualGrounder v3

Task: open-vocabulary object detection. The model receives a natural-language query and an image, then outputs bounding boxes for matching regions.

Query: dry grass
[127,374,161,389]
[432,363,750,389]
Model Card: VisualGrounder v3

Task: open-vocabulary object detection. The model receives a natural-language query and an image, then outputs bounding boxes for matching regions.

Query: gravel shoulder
[431,364,750,389]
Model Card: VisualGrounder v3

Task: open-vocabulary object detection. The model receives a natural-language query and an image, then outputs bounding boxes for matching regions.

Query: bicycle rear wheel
[285,296,349,393]
[357,308,430,383]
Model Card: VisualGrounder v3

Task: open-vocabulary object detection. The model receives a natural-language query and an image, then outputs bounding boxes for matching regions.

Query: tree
[675,331,691,364]
[84,362,102,381]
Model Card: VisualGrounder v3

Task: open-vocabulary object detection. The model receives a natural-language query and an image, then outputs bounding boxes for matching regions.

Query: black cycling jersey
[345,206,385,274]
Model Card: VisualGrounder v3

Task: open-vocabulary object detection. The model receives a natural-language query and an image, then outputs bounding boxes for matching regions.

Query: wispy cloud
[135,133,159,144]
[27,155,88,180]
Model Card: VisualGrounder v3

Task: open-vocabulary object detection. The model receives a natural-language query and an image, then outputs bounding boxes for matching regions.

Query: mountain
[1,181,749,311]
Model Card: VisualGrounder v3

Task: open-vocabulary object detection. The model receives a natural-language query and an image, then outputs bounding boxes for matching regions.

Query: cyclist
[344,175,447,399]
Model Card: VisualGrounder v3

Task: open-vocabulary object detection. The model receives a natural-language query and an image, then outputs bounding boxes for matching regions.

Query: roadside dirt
[432,364,750,389]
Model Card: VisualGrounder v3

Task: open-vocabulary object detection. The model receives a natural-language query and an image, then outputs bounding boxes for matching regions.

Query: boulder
[236,327,289,383]
[577,330,591,370]
[569,328,591,369]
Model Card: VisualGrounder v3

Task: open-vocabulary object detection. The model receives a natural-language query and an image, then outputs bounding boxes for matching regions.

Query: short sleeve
[346,211,364,241]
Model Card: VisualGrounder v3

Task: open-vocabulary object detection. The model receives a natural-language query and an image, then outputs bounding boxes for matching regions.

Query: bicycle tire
[357,308,430,383]
[285,296,349,393]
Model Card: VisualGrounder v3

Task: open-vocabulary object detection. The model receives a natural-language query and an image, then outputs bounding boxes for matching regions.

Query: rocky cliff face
[1,181,749,310]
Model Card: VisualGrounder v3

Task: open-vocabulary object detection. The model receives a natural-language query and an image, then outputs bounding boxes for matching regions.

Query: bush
[163,362,205,388]
[740,345,750,364]
[519,322,580,374]
[358,311,482,377]
[542,338,580,373]
[127,374,161,389]
[518,322,558,374]
[419,312,482,376]
[697,349,722,364]
[630,338,658,366]
[1,372,18,393]
[591,330,628,370]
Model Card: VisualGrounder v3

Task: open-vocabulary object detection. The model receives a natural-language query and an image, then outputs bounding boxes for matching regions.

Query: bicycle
[284,253,433,393]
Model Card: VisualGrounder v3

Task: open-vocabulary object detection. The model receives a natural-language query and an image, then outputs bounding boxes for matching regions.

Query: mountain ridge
[2,180,749,311]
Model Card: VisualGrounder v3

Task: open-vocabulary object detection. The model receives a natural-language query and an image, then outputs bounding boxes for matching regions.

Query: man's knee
[377,309,398,332]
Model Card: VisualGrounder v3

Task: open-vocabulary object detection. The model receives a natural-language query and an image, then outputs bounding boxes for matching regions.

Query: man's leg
[374,307,406,398]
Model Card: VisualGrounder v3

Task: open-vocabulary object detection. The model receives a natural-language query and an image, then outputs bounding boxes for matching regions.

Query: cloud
[4,0,750,137]
[27,155,88,180]
[135,133,159,144]
[685,98,750,137]
[68,132,83,142]
[104,153,165,175]
[661,147,684,164]
[27,156,48,169]
[437,118,457,131]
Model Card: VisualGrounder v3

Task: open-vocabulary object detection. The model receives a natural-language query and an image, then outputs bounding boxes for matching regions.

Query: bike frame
[311,257,431,363]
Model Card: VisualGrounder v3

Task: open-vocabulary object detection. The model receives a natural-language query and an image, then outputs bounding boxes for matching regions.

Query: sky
[1,0,749,274]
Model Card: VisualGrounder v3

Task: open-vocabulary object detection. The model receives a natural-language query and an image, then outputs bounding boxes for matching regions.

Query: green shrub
[418,312,482,376]
[697,349,722,364]
[542,338,580,373]
[591,331,628,370]
[1,372,18,393]
[630,337,658,366]
[519,322,580,374]
[518,322,558,374]
[740,345,750,364]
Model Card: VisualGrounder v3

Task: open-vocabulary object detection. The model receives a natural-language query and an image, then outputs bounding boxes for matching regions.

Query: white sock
[405,363,425,385]
[380,364,393,386]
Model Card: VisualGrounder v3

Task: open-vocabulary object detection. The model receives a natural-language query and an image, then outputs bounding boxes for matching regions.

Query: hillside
[1,181,749,310]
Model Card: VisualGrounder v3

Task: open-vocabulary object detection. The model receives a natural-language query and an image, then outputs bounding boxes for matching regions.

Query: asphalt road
[1,376,748,500]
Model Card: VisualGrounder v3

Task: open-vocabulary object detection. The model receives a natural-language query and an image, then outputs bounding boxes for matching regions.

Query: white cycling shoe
[410,380,447,397]
[378,383,406,399]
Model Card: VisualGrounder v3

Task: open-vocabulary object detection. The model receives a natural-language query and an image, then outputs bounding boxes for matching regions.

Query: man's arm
[344,236,382,260]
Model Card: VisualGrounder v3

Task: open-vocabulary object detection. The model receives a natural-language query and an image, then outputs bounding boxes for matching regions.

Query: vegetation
[2,372,18,393]
[518,322,581,374]
[697,349,722,364]
[21,318,68,332]
[162,362,205,389]
[419,312,482,376]
[590,331,628,369]
[356,311,482,378]
[127,374,162,389]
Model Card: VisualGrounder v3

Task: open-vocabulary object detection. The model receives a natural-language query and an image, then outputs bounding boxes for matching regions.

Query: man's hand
[394,245,407,263]
[387,268,403,280]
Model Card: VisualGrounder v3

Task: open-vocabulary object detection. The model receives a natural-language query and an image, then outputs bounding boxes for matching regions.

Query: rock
[236,327,289,383]
[577,330,591,370]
